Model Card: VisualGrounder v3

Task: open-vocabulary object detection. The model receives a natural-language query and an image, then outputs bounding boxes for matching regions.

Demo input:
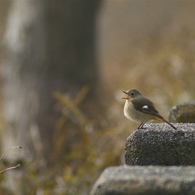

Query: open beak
[122,91,129,99]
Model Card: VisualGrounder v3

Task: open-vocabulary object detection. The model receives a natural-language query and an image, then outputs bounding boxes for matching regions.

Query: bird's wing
[132,96,177,129]
[132,97,162,118]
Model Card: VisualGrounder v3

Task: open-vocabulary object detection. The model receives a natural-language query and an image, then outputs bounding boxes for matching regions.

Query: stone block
[90,166,195,195]
[169,100,195,123]
[125,123,195,165]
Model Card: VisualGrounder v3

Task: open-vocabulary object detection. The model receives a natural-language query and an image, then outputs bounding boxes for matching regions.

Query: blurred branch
[53,87,90,128]
[74,85,90,105]
[0,164,20,174]
[0,146,22,173]
[0,146,22,161]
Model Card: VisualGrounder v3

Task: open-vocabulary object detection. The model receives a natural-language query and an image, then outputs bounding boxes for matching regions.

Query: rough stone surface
[125,123,195,165]
[90,165,195,195]
[169,100,195,123]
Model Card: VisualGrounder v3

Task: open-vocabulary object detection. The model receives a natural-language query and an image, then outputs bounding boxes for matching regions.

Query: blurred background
[0,0,195,194]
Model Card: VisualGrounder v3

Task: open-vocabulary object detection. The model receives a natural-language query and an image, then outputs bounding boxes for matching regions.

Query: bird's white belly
[124,101,139,122]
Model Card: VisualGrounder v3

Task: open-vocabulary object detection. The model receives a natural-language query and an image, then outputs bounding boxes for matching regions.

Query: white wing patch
[142,105,148,109]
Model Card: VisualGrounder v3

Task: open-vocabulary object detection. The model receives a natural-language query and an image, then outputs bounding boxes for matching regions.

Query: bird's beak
[122,91,129,99]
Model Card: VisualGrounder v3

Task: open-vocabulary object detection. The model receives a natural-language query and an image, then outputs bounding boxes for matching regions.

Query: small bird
[122,89,177,130]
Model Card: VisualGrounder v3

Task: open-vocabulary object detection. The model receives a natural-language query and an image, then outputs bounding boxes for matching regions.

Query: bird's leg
[138,122,146,129]
[137,122,143,129]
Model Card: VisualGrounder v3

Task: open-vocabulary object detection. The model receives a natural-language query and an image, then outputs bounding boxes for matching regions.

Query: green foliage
[22,87,125,194]
[51,87,124,194]
[0,87,127,195]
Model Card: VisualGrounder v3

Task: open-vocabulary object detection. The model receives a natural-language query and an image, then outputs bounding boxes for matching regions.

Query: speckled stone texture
[90,123,195,195]
[125,123,195,165]
[90,165,195,195]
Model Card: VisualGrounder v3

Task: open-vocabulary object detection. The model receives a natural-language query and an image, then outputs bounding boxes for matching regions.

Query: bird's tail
[159,117,177,130]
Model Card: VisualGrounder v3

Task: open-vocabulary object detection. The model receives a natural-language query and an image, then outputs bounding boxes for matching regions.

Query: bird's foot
[137,123,147,129]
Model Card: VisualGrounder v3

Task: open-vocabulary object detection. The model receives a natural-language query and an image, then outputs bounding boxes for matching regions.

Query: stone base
[90,165,195,195]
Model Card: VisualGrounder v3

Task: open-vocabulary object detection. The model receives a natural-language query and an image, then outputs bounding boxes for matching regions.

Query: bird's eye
[131,92,135,96]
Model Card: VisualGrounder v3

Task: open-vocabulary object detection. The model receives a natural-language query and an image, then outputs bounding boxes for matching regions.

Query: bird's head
[122,89,141,100]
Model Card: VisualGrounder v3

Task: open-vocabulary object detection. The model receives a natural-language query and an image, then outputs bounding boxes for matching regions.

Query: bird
[122,89,177,130]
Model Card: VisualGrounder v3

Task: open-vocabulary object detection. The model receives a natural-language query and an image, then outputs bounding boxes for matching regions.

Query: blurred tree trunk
[1,0,100,193]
